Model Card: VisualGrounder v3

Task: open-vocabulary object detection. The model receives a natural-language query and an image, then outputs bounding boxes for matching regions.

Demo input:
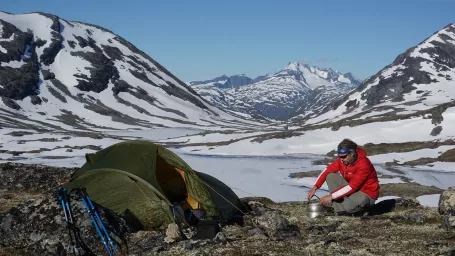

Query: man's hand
[307,186,317,200]
[319,195,333,207]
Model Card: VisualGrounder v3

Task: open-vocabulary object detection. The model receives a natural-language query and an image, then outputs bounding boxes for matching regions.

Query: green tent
[63,140,246,231]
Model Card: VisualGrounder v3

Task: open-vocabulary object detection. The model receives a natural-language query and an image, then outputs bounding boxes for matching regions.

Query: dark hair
[338,138,358,150]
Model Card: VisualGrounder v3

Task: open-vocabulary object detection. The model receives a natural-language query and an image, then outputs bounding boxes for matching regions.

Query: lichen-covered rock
[164,224,181,243]
[0,162,75,192]
[439,187,455,215]
[0,192,132,256]
[439,187,455,231]
[256,211,289,232]
[442,215,455,231]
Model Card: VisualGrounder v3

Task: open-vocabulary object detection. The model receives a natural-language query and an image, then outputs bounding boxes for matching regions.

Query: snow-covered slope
[190,63,361,120]
[309,22,455,125]
[0,12,262,132]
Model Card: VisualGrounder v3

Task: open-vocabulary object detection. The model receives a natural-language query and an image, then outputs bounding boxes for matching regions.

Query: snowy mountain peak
[309,22,455,125]
[0,11,259,131]
[283,61,361,88]
[190,62,362,120]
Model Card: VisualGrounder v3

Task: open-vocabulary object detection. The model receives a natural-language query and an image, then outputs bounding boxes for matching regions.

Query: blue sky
[2,0,455,81]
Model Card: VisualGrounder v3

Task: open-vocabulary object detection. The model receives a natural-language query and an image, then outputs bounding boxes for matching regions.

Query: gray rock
[30,95,43,105]
[164,223,181,243]
[395,197,422,207]
[248,227,266,236]
[0,214,12,230]
[256,211,289,232]
[0,162,75,192]
[42,70,55,80]
[439,187,455,215]
[442,215,455,231]
[439,187,455,231]
[430,126,443,136]
[214,231,227,242]
[307,222,340,236]
[0,191,132,256]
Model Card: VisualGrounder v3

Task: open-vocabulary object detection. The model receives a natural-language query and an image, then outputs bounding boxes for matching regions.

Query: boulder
[438,187,455,230]
[164,223,181,243]
[256,211,289,232]
[438,187,455,215]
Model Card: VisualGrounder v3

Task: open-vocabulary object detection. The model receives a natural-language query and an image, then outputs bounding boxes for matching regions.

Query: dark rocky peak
[189,75,229,86]
[220,74,253,89]
[251,74,271,83]
[343,72,362,86]
[0,19,39,103]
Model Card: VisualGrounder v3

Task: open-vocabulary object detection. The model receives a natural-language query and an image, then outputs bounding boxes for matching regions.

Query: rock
[248,227,266,236]
[256,211,289,233]
[34,38,47,48]
[70,51,119,93]
[395,197,422,207]
[177,240,193,250]
[125,230,165,254]
[0,191,132,256]
[430,125,443,136]
[0,214,12,230]
[42,70,55,80]
[439,187,455,231]
[6,131,33,137]
[30,95,43,105]
[438,187,455,215]
[439,149,455,162]
[40,31,63,65]
[1,96,21,110]
[0,162,75,192]
[214,231,227,242]
[442,215,455,231]
[164,223,181,243]
[276,224,300,241]
[307,222,340,236]
[247,200,269,215]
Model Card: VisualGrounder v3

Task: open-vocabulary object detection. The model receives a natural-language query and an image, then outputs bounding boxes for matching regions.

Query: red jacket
[314,148,380,200]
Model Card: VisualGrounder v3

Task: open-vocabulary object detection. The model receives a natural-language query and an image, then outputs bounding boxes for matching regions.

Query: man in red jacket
[307,138,380,215]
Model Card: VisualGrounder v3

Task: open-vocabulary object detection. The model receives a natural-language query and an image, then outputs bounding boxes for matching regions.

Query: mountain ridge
[189,62,362,120]
[0,11,262,131]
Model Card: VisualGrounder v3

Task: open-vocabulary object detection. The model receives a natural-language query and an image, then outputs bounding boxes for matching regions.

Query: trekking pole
[84,189,118,254]
[57,186,81,255]
[79,189,117,255]
[82,189,118,254]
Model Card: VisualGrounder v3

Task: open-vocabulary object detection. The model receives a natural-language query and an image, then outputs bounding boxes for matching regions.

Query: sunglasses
[338,154,349,159]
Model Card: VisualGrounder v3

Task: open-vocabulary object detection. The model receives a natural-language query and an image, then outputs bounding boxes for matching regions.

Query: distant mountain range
[1,10,454,139]
[189,63,362,120]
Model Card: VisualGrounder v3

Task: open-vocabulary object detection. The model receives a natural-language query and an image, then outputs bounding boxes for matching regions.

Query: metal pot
[307,202,324,218]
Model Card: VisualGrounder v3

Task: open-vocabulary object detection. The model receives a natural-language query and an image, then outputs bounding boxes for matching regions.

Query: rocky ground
[0,162,454,256]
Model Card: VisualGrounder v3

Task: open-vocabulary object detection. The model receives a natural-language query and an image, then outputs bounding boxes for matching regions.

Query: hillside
[307,22,455,125]
[0,11,263,132]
